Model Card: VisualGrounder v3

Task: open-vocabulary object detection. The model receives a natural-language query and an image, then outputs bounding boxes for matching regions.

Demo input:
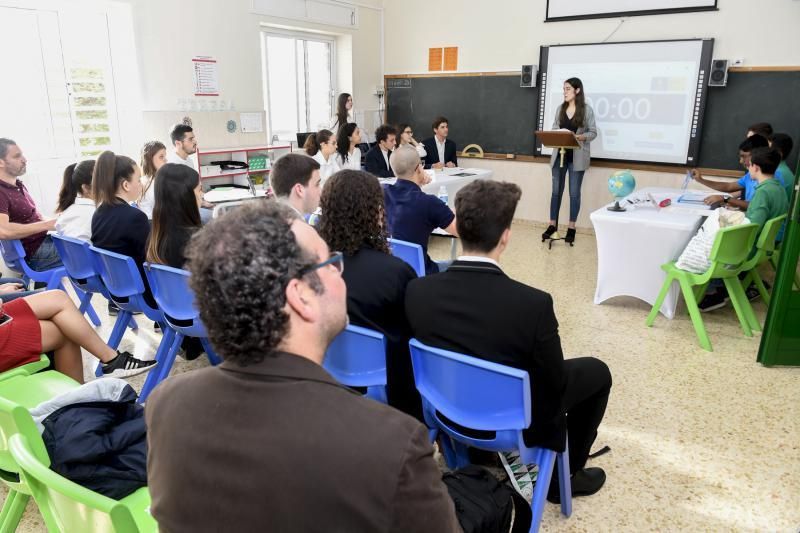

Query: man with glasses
[145,201,459,532]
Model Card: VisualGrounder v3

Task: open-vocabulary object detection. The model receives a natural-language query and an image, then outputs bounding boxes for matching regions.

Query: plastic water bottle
[438,185,448,205]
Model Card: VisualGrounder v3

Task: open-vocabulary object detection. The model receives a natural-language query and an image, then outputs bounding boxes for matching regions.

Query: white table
[590,187,710,319]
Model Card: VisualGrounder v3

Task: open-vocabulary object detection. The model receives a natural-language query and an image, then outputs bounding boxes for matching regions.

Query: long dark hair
[147,163,201,265]
[92,150,137,206]
[336,123,359,163]
[318,169,389,256]
[303,129,333,157]
[139,140,166,200]
[334,93,351,130]
[558,77,586,128]
[397,123,412,144]
[56,160,95,213]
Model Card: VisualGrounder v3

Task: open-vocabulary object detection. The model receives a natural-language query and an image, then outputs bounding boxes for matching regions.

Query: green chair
[646,223,760,351]
[10,433,157,533]
[0,373,79,533]
[740,215,787,311]
[0,355,50,383]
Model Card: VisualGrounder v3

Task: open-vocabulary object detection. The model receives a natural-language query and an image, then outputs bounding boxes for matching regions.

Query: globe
[607,170,636,212]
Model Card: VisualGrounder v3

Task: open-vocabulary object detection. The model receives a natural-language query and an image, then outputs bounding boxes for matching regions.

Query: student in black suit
[364,124,397,178]
[422,116,458,169]
[405,179,612,503]
[317,169,422,420]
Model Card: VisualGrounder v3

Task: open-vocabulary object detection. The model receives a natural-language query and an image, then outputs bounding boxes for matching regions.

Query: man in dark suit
[364,124,397,178]
[422,116,458,169]
[145,201,459,532]
[406,179,612,503]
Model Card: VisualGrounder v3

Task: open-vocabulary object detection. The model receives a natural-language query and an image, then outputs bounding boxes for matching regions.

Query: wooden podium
[535,130,580,167]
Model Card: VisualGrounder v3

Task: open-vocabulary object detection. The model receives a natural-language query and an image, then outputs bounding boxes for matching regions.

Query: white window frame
[261,28,337,141]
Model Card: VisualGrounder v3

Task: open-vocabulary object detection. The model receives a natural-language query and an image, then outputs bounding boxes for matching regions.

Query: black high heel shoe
[541,225,557,242]
[565,228,576,246]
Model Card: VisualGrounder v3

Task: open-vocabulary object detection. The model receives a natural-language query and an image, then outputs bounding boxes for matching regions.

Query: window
[262,32,335,141]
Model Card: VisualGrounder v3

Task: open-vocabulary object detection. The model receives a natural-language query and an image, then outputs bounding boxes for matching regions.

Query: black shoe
[745,284,761,302]
[541,225,557,241]
[565,228,576,245]
[107,302,119,316]
[698,291,729,312]
[101,351,157,378]
[547,467,606,504]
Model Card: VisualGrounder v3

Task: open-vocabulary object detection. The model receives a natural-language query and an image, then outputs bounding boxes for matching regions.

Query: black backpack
[442,465,531,533]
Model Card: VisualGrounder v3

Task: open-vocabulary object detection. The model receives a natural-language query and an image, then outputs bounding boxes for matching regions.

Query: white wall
[124,0,383,149]
[383,1,800,228]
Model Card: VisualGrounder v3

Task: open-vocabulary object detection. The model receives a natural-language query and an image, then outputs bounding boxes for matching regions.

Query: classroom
[0,0,798,531]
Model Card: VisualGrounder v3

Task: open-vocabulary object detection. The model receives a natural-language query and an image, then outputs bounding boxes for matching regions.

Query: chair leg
[127,316,138,331]
[751,271,771,306]
[678,277,712,351]
[138,329,178,404]
[724,278,758,335]
[199,338,222,366]
[557,445,572,518]
[0,490,29,533]
[107,310,132,350]
[529,449,557,533]
[78,292,102,327]
[646,275,674,326]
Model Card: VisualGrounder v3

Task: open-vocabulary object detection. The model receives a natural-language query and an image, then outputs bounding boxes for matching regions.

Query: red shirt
[0,179,46,257]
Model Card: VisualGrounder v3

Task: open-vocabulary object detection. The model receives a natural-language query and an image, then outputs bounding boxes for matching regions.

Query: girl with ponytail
[55,160,96,241]
[303,129,340,184]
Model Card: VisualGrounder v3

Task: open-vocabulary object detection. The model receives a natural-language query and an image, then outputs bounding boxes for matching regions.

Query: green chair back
[755,215,788,254]
[0,354,50,383]
[0,396,49,493]
[707,223,759,277]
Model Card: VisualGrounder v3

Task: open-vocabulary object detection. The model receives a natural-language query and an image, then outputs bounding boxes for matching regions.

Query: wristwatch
[723,195,730,204]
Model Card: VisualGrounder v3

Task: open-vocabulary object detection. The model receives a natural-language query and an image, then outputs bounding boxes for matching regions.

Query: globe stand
[545,231,567,250]
[607,199,626,212]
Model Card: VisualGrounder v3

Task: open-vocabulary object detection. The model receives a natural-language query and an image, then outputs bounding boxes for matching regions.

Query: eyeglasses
[404,130,413,135]
[299,251,344,277]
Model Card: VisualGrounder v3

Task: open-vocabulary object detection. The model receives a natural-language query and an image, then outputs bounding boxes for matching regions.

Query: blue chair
[408,338,572,533]
[89,247,169,378]
[0,239,66,291]
[323,324,388,403]
[141,263,222,403]
[51,234,127,329]
[388,238,425,277]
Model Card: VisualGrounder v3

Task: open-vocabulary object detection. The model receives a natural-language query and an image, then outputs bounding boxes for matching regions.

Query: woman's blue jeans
[550,161,585,223]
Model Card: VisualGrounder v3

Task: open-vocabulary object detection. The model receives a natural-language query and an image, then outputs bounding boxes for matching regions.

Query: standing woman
[138,141,167,219]
[397,123,427,160]
[304,129,340,184]
[335,123,363,171]
[542,77,596,245]
[329,93,354,131]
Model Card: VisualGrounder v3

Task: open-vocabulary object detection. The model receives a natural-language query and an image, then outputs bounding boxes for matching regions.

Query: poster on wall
[192,56,219,96]
[546,0,716,21]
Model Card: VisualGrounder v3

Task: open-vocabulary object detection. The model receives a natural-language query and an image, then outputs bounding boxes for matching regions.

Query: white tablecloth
[384,167,494,209]
[590,187,708,319]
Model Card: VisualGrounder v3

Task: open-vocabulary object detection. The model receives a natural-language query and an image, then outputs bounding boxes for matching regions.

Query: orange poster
[443,47,458,71]
[428,48,443,71]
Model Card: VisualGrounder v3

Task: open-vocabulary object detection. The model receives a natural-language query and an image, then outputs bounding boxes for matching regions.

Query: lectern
[535,130,580,167]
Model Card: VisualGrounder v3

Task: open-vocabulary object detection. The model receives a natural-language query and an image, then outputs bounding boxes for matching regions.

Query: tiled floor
[5,222,800,532]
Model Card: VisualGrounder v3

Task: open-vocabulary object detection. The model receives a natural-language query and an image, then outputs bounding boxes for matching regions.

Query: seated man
[145,201,459,532]
[422,116,458,169]
[691,135,784,210]
[383,145,457,274]
[270,152,322,217]
[364,124,397,178]
[0,138,60,271]
[405,179,612,503]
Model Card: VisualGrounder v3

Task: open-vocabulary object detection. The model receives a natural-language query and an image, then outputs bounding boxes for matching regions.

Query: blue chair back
[409,338,530,451]
[0,239,24,272]
[143,263,207,337]
[388,238,425,277]
[51,235,105,294]
[89,246,160,322]
[324,325,388,403]
[0,239,65,289]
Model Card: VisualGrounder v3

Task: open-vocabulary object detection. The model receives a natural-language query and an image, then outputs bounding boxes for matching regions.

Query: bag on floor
[442,464,530,533]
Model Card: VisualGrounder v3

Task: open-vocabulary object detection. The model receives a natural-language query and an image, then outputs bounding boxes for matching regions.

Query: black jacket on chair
[422,137,458,168]
[365,145,394,178]
[405,260,568,451]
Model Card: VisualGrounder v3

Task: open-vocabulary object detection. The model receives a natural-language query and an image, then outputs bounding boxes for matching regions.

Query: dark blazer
[405,260,568,451]
[422,137,458,168]
[365,145,394,178]
[145,351,459,533]
[343,247,421,420]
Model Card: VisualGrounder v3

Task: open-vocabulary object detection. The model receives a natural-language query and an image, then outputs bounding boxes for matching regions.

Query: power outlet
[732,58,744,66]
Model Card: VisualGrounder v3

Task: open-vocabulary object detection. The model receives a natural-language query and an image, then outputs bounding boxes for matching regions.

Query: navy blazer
[422,137,457,168]
[365,145,394,178]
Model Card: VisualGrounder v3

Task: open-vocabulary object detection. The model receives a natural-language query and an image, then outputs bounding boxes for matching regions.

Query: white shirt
[55,197,95,241]
[457,255,500,268]
[138,176,156,219]
[167,150,196,170]
[414,143,427,159]
[381,148,390,171]
[312,151,341,184]
[435,136,446,165]
[335,147,362,171]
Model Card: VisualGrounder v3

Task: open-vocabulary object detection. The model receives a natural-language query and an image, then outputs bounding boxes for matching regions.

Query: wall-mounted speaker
[708,59,729,87]
[521,64,537,88]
